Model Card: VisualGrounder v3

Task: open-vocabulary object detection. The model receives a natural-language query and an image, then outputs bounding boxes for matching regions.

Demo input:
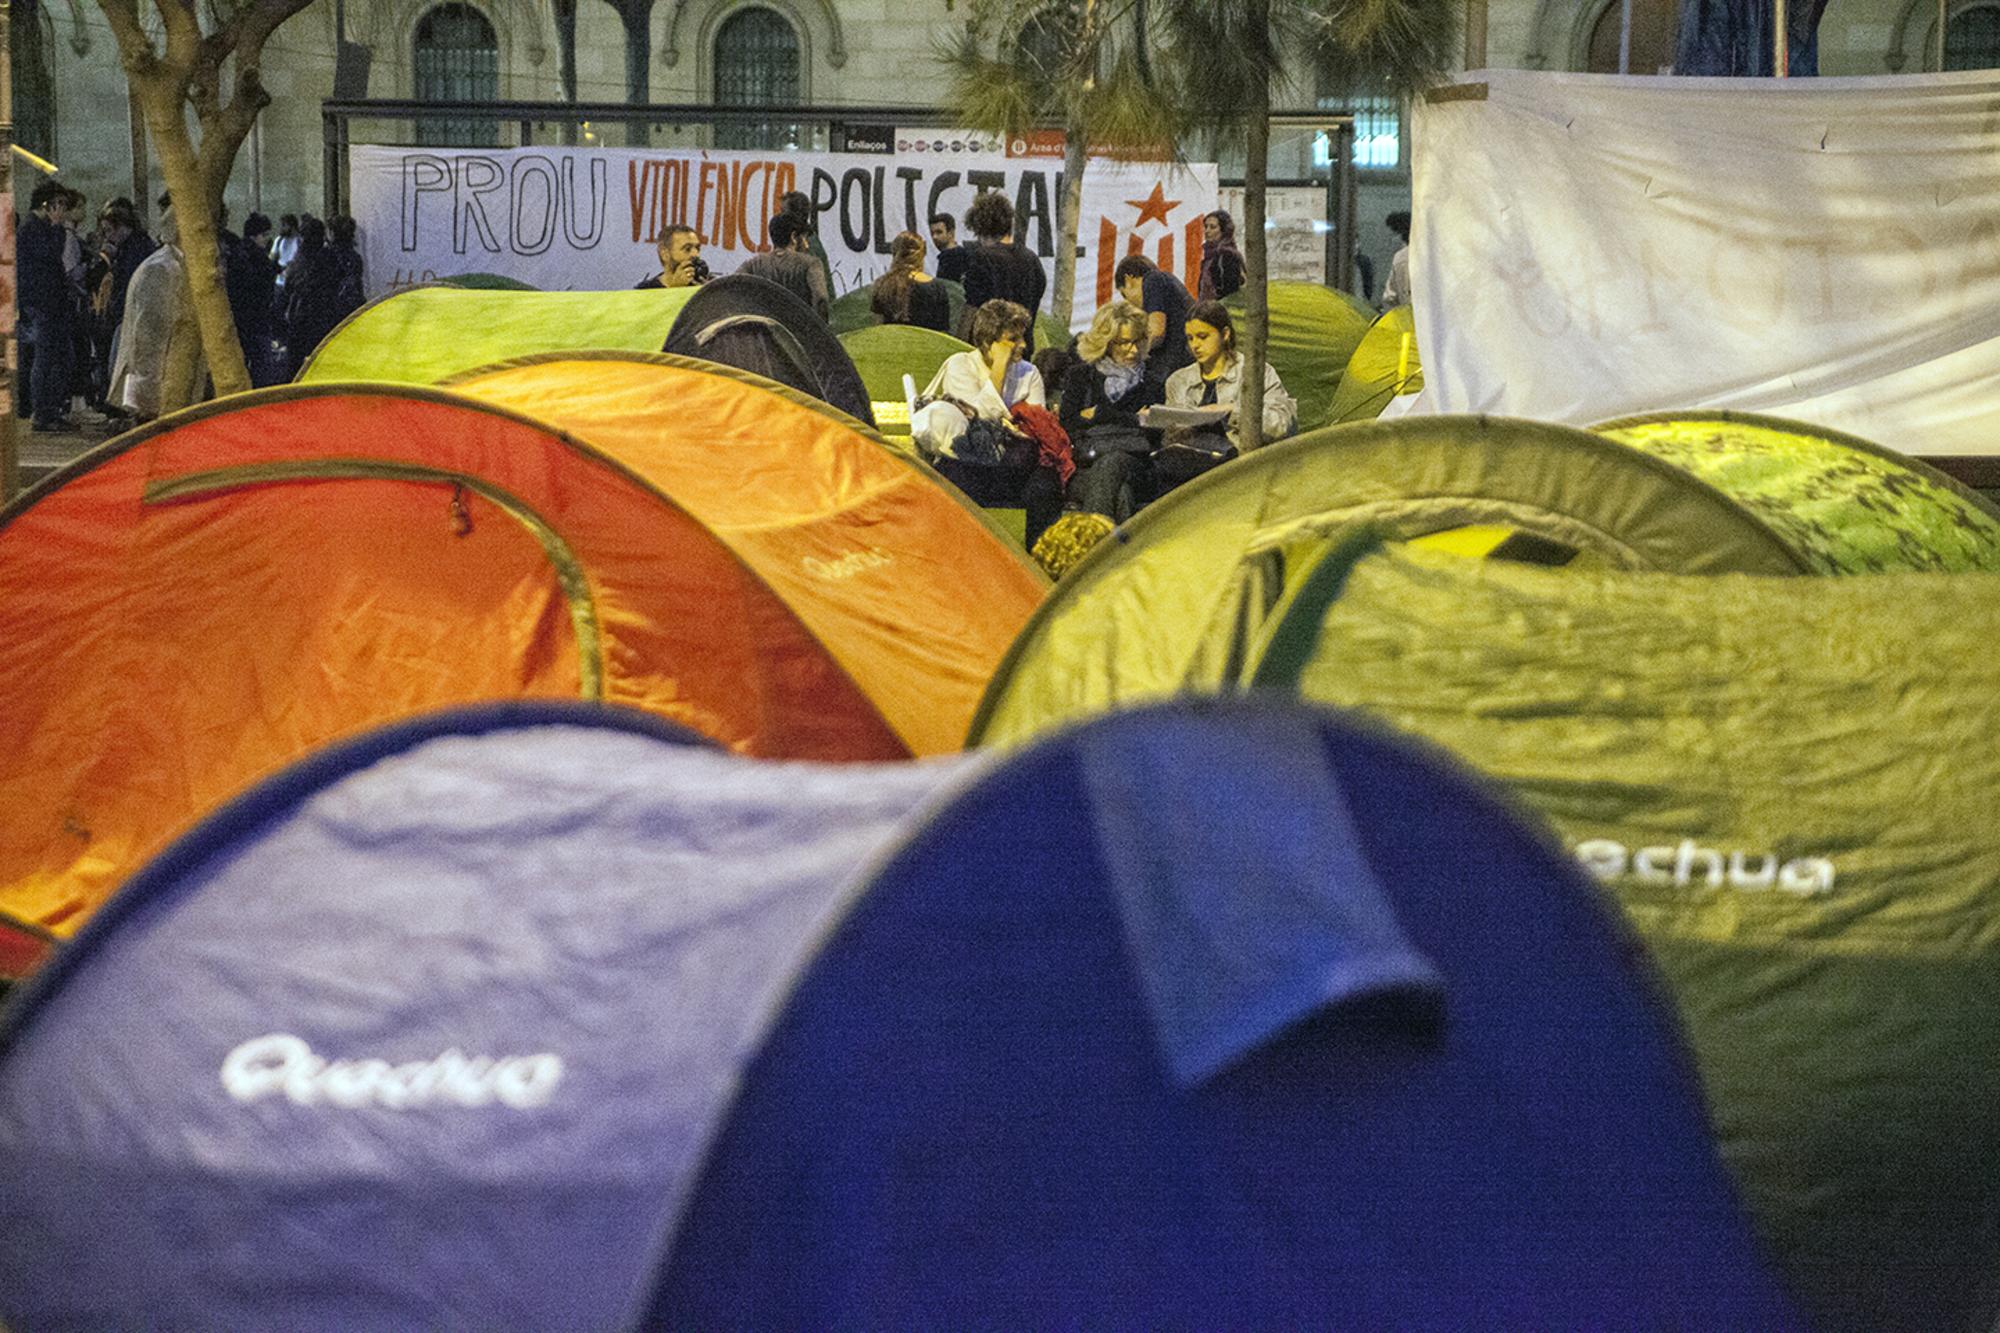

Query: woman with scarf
[1061,301,1164,523]
[1198,210,1245,302]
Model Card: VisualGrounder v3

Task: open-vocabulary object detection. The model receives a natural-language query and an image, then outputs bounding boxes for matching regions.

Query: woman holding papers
[1148,300,1297,489]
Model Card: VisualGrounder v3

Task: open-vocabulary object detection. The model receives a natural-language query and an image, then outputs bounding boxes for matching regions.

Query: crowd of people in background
[19,171,1314,570]
[15,184,367,431]
[634,186,1298,553]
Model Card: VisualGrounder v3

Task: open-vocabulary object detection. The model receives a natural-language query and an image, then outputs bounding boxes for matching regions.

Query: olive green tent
[1594,410,2000,574]
[1221,281,1377,433]
[839,325,973,437]
[298,285,697,385]
[970,414,2000,747]
[439,274,539,291]
[1240,536,2000,1333]
[1327,305,1422,423]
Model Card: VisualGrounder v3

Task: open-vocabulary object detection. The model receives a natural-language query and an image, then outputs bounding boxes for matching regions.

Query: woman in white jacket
[913,299,1063,545]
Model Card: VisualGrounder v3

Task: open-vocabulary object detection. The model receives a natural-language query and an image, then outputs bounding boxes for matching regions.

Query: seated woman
[913,299,1063,546]
[871,231,952,332]
[1061,300,1163,523]
[1151,299,1298,491]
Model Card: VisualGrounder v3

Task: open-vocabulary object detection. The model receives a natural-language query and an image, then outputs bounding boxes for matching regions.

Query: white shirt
[913,349,1045,458]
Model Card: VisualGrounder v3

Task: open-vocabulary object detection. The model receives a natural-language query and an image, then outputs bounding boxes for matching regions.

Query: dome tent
[838,323,972,435]
[970,414,2000,747]
[1241,537,2000,1333]
[1220,280,1378,433]
[1328,303,1422,423]
[0,386,905,976]
[436,273,538,290]
[0,698,1800,1327]
[441,352,1047,756]
[296,285,696,384]
[1593,410,2000,574]
[664,273,876,426]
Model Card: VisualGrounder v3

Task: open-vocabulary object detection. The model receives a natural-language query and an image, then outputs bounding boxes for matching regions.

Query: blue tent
[0,700,1799,1327]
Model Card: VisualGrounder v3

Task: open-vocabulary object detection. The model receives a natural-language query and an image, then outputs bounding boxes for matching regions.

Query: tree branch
[97,0,162,76]
[154,0,203,77]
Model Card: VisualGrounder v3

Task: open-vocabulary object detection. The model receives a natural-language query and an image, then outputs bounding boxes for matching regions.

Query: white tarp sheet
[349,145,1216,331]
[1402,69,2000,456]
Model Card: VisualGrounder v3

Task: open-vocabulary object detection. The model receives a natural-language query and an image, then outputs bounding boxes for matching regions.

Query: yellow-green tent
[298,285,696,385]
[1327,305,1422,423]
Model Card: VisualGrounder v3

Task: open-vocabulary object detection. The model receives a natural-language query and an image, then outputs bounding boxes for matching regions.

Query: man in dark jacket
[19,180,80,430]
[229,212,281,386]
[960,192,1047,351]
[1115,254,1195,387]
[929,213,969,285]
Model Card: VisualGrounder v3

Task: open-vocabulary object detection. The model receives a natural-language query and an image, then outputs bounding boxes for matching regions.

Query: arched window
[1584,0,1677,73]
[714,6,801,150]
[1946,2,2000,67]
[414,3,499,147]
[11,0,56,162]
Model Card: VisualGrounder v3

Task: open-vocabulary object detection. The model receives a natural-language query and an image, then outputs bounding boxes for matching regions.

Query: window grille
[414,3,500,147]
[1311,96,1401,171]
[714,7,802,151]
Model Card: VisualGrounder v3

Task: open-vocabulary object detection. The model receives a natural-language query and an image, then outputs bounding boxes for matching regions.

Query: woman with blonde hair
[871,230,952,332]
[1060,300,1164,523]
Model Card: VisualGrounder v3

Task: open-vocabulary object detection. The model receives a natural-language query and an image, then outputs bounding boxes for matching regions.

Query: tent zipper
[142,460,605,700]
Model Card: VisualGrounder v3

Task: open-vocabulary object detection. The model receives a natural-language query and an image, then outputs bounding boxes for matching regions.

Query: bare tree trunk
[1051,122,1088,330]
[134,77,250,401]
[1237,1,1270,453]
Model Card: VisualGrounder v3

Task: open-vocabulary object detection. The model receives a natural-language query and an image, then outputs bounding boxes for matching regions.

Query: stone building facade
[13,0,2000,288]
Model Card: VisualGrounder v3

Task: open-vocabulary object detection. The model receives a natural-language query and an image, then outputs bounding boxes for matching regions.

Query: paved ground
[7,409,126,494]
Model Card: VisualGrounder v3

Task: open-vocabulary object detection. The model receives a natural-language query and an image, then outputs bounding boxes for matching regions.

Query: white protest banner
[349,145,1217,330]
[1402,68,2000,456]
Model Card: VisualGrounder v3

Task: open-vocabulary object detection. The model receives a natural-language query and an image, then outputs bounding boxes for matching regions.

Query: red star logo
[1125,182,1181,229]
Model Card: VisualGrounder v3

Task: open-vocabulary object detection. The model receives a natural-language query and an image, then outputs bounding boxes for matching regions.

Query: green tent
[1221,281,1377,433]
[1241,537,2000,1333]
[828,279,968,337]
[1594,410,2000,574]
[1327,305,1422,423]
[970,414,2000,747]
[438,273,539,291]
[839,325,972,437]
[834,279,1065,354]
[298,285,697,385]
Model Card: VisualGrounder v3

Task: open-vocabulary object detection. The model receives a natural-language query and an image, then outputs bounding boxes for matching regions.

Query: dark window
[12,0,56,162]
[1015,10,1082,80]
[414,3,499,147]
[714,7,801,150]
[1946,3,2000,68]
[1585,0,1677,73]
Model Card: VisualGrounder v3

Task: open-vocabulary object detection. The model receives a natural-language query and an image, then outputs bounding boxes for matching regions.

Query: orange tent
[442,353,1048,756]
[0,385,905,972]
